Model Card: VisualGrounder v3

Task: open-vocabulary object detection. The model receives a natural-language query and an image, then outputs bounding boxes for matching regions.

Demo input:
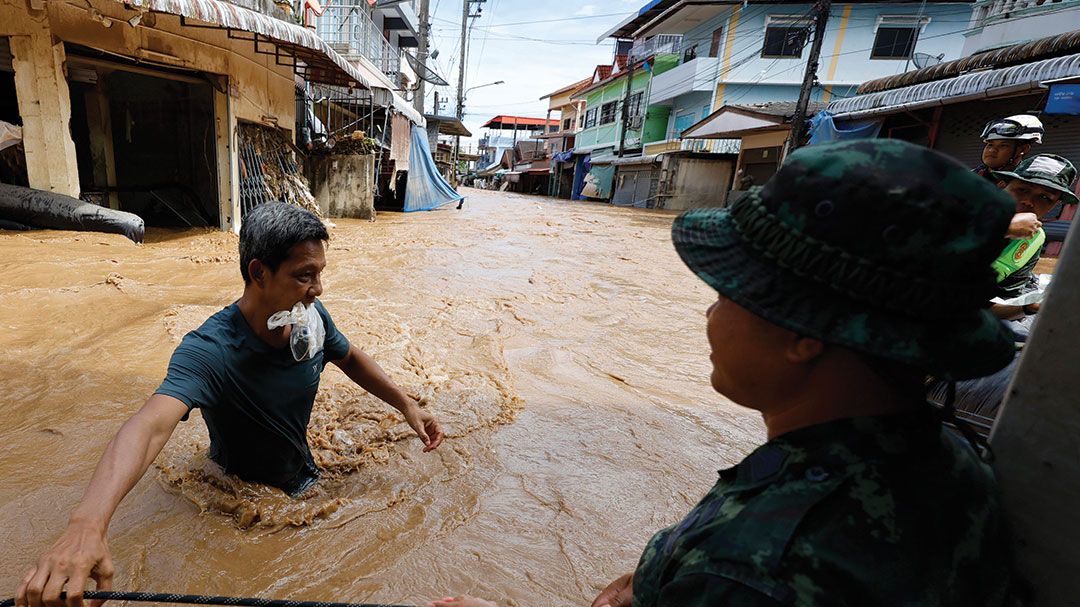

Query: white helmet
[981,114,1044,144]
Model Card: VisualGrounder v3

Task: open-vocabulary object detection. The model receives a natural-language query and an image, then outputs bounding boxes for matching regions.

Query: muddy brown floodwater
[0,189,764,606]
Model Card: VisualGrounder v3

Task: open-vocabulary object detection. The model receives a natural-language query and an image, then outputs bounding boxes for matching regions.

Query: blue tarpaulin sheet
[808,110,883,145]
[553,150,574,163]
[404,124,464,212]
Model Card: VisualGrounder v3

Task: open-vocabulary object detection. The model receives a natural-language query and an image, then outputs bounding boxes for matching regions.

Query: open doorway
[0,36,28,187]
[66,50,219,228]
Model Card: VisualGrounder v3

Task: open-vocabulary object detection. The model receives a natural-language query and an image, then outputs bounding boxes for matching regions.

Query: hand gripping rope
[0,592,413,607]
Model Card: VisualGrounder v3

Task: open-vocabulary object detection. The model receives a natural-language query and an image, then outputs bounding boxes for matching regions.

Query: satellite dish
[912,52,945,69]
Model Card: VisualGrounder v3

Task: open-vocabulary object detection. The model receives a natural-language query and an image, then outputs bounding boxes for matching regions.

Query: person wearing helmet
[990,153,1078,320]
[974,114,1044,179]
[973,115,1046,241]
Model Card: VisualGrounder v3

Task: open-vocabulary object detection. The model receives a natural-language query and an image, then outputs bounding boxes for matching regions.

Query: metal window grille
[600,101,618,125]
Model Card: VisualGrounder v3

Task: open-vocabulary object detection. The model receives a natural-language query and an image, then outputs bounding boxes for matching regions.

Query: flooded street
[0,189,764,606]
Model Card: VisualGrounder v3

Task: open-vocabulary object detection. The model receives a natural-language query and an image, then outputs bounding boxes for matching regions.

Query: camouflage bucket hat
[992,153,1079,206]
[673,139,1017,380]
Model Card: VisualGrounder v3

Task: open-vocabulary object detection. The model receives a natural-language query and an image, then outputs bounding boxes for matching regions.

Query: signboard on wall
[1045,84,1080,115]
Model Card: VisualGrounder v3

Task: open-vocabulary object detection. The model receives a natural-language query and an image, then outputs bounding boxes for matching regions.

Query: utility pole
[617,52,636,158]
[785,0,830,157]
[413,0,430,113]
[453,0,470,180]
[433,91,440,115]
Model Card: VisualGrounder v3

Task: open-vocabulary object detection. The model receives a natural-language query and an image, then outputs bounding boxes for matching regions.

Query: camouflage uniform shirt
[632,410,1011,606]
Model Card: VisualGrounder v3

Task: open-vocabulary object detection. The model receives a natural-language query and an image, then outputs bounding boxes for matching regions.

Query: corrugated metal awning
[828,52,1080,120]
[612,154,660,166]
[123,0,423,124]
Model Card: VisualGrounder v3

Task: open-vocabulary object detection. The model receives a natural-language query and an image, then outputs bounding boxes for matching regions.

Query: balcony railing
[970,0,1078,27]
[317,4,403,87]
[629,35,683,63]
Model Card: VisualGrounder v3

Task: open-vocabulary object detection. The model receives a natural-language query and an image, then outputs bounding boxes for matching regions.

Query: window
[871,16,929,59]
[628,92,644,121]
[709,27,724,58]
[563,118,572,131]
[600,101,618,125]
[762,16,811,58]
[674,111,697,137]
[584,108,598,129]
[579,114,585,129]
[683,45,698,62]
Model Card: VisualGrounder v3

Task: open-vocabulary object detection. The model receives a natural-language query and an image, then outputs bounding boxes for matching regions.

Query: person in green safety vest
[989,154,1079,321]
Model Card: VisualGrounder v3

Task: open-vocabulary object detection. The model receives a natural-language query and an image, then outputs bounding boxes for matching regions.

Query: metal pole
[617,52,636,158]
[413,0,430,113]
[454,0,469,182]
[784,0,831,157]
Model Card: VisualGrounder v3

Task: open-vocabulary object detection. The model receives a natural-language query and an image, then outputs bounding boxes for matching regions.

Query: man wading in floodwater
[426,140,1015,606]
[17,203,444,607]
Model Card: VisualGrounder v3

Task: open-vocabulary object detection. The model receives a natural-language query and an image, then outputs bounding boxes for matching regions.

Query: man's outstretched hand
[404,402,445,452]
[592,572,634,607]
[17,521,114,607]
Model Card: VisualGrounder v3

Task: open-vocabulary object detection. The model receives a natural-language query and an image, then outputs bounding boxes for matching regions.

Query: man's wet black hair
[239,203,328,284]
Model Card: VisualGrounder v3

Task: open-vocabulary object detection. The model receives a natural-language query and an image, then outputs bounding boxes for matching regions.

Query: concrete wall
[962,4,1080,55]
[667,90,713,139]
[310,154,375,220]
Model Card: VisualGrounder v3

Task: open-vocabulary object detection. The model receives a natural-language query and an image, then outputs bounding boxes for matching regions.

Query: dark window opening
[762,25,809,58]
[871,27,918,59]
[683,45,698,63]
[562,117,572,131]
[600,101,618,125]
[584,108,598,129]
[710,28,724,58]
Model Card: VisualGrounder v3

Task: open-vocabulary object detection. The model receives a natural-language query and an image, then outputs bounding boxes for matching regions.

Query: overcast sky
[421,0,644,148]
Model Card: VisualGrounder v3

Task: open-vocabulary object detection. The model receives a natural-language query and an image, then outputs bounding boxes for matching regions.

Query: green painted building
[571,53,679,155]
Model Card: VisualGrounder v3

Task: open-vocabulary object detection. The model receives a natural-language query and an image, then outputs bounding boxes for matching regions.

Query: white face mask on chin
[267,302,326,361]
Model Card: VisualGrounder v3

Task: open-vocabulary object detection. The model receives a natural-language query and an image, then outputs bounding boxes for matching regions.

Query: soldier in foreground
[428,140,1016,606]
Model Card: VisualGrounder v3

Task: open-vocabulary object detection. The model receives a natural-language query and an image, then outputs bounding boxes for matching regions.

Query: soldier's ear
[786,335,825,365]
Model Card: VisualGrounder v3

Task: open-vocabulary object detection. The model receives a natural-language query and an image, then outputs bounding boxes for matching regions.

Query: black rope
[0,592,413,607]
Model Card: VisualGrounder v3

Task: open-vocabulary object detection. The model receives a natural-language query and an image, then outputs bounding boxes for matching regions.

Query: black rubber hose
[0,591,413,607]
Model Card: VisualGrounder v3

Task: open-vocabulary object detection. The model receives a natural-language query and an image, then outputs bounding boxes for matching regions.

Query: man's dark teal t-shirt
[156,299,350,494]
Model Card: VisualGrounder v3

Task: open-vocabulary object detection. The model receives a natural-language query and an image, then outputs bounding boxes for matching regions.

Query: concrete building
[601,0,976,156]
[538,76,592,198]
[0,0,421,231]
